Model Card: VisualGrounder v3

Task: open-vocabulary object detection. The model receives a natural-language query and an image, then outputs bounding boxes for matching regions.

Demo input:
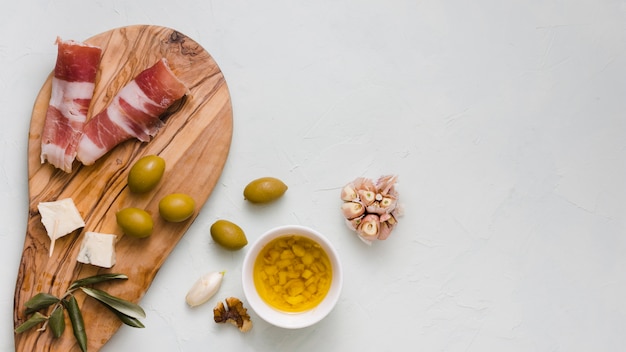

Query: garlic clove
[341,201,365,219]
[380,196,397,213]
[377,220,394,240]
[378,213,398,240]
[340,184,358,202]
[358,189,376,206]
[357,214,380,241]
[345,216,364,231]
[186,271,225,307]
[387,212,398,225]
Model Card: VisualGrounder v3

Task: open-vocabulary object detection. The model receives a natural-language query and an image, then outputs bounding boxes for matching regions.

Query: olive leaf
[49,305,65,338]
[65,296,87,352]
[80,287,146,319]
[69,273,128,290]
[14,312,47,334]
[15,272,145,349]
[105,306,145,328]
[24,292,60,315]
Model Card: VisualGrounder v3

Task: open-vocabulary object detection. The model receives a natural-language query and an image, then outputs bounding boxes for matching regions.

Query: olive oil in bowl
[253,235,332,313]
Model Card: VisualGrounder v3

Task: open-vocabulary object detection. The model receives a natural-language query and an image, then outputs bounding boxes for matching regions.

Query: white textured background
[1,0,625,351]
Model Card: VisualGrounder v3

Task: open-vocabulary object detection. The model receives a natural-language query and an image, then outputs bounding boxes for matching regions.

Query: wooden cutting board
[13,25,232,351]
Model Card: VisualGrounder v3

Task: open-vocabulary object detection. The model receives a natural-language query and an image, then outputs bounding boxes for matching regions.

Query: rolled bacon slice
[40,38,102,172]
[76,58,188,165]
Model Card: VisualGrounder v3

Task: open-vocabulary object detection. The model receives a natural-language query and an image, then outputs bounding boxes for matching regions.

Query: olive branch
[15,273,145,352]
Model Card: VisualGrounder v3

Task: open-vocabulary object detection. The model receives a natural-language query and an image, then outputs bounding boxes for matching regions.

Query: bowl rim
[241,225,343,329]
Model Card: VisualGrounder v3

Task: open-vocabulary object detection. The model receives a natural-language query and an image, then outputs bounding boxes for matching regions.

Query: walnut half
[213,297,253,332]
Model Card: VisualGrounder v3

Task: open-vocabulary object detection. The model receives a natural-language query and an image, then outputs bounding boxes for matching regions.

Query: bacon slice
[76,58,188,165]
[40,38,102,172]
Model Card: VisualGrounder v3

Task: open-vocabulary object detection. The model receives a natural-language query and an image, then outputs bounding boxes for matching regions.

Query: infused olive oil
[253,235,332,312]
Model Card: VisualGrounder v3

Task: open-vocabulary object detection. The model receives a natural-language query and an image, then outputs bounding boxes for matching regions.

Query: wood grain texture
[13,25,232,351]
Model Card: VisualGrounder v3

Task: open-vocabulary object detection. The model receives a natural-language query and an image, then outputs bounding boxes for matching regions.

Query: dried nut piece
[213,297,252,332]
[340,175,402,245]
[185,271,224,307]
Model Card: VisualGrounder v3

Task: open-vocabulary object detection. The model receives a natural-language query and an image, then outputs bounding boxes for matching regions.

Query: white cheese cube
[38,198,86,256]
[38,198,85,238]
[77,232,117,268]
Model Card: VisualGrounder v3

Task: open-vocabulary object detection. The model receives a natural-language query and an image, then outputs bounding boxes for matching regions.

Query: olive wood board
[13,25,233,351]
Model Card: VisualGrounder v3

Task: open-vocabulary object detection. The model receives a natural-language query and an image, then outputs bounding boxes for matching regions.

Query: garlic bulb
[340,175,401,245]
[185,271,225,307]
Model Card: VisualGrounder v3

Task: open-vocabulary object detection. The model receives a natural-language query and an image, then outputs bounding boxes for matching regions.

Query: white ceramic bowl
[242,225,343,329]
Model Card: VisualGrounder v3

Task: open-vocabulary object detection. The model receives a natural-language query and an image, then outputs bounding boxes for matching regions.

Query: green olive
[243,177,288,204]
[128,155,166,193]
[116,207,153,238]
[159,193,195,222]
[210,219,248,250]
